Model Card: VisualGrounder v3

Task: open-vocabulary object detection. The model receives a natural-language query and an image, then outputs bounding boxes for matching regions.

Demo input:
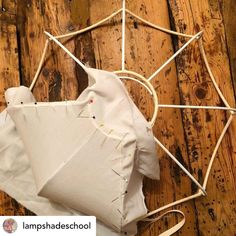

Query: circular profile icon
[2,218,17,233]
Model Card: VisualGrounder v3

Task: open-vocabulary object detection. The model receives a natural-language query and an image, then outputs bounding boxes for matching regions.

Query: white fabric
[6,68,159,235]
[0,87,123,236]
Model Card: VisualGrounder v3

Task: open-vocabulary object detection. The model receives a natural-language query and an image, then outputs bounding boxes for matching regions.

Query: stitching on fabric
[117,209,126,219]
[111,169,128,182]
[111,223,120,232]
[111,191,127,203]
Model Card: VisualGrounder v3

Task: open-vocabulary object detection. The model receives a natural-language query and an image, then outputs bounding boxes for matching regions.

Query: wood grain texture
[0,23,19,111]
[222,0,236,97]
[0,0,17,25]
[89,1,199,235]
[0,0,35,216]
[0,0,235,235]
[168,0,236,235]
[16,0,94,102]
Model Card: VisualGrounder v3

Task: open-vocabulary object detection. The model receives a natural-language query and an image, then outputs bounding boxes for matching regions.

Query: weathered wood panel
[222,0,236,97]
[0,0,35,216]
[90,1,198,235]
[16,0,95,102]
[0,2,18,111]
[0,0,235,235]
[168,0,236,235]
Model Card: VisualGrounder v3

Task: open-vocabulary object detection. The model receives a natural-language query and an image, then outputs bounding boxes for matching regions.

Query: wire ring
[114,69,158,127]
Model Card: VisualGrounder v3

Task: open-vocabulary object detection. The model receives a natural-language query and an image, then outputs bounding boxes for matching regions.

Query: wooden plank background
[0,0,235,235]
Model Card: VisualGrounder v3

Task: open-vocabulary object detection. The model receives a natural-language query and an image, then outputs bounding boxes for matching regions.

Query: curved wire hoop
[28,0,235,233]
[114,69,158,126]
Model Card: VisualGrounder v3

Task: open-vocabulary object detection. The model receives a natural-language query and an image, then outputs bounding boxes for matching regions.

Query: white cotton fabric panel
[0,87,123,236]
[78,68,160,180]
[6,68,160,235]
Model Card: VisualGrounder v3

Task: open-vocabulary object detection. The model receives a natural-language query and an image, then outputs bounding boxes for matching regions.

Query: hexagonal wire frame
[27,0,236,231]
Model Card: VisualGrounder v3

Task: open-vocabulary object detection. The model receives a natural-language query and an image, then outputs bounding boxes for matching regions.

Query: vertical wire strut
[29,39,50,91]
[121,0,126,70]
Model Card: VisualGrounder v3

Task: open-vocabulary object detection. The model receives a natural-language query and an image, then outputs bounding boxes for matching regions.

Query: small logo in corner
[2,218,18,233]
